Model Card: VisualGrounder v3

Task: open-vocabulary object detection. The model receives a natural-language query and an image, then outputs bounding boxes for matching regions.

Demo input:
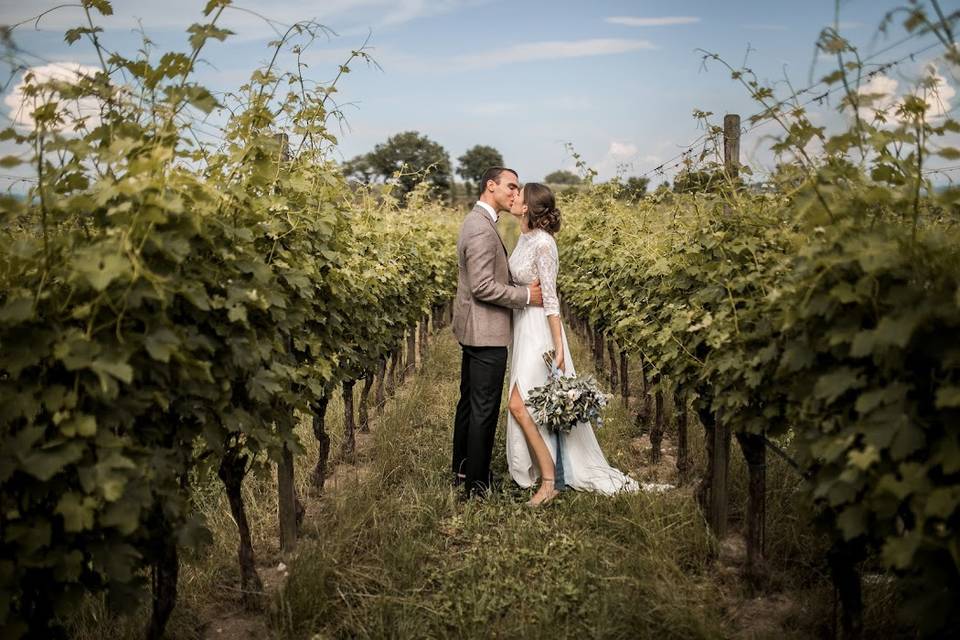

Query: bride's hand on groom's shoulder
[528,279,543,306]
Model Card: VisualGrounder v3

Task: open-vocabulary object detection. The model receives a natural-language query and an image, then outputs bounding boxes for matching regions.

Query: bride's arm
[547,316,565,373]
[535,240,566,372]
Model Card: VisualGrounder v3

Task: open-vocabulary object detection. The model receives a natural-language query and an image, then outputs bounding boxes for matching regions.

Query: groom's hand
[528,279,543,306]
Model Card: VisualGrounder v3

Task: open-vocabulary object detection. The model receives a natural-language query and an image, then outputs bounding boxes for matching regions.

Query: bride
[505,183,639,505]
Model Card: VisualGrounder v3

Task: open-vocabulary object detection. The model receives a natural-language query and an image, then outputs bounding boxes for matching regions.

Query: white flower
[567,389,581,401]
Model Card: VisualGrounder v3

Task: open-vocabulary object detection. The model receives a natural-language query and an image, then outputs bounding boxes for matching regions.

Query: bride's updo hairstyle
[523,182,561,234]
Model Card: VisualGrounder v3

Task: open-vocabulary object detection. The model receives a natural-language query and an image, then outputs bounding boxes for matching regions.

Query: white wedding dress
[506,228,639,495]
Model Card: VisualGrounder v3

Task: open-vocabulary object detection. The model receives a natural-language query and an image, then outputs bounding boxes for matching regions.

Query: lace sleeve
[534,235,560,316]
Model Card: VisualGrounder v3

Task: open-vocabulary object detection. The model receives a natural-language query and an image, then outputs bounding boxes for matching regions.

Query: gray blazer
[452,205,528,347]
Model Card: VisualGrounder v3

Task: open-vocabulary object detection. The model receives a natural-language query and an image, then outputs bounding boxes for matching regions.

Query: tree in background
[345,131,452,201]
[672,168,724,194]
[457,145,504,195]
[544,170,582,185]
[342,154,377,184]
[653,182,672,197]
[616,176,650,201]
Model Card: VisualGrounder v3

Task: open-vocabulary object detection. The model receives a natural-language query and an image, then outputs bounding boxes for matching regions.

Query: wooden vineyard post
[701,113,741,538]
[710,421,731,538]
[639,357,652,423]
[218,446,263,609]
[311,395,331,489]
[387,349,399,395]
[278,441,297,554]
[675,392,690,484]
[620,350,629,406]
[375,358,387,414]
[736,432,767,582]
[342,380,356,459]
[607,339,619,390]
[650,375,664,463]
[405,328,417,379]
[419,314,429,362]
[829,542,865,638]
[593,329,604,376]
[723,113,741,209]
[276,407,299,555]
[695,398,715,516]
[359,374,373,434]
[398,343,406,383]
[147,507,178,639]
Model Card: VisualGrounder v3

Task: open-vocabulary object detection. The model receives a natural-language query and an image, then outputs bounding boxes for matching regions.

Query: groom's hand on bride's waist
[528,279,543,306]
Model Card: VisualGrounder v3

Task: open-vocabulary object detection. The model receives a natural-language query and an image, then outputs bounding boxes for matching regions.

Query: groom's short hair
[479,167,518,197]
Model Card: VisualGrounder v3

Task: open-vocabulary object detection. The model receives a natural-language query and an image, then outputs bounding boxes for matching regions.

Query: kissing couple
[451,167,639,504]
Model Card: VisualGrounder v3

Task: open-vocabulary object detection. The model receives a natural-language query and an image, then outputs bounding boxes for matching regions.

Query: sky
[0,0,957,189]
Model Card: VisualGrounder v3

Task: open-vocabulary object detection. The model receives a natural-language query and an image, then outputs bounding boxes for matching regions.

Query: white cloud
[916,64,956,119]
[593,141,641,179]
[856,65,955,123]
[456,38,656,70]
[605,16,700,27]
[609,141,638,157]
[856,73,900,121]
[4,62,104,131]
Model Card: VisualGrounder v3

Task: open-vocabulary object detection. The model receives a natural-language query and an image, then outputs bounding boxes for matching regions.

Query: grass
[273,329,727,640]
[66,299,909,640]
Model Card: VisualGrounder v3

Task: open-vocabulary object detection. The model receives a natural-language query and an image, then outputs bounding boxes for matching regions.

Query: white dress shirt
[476,200,497,222]
[476,200,530,305]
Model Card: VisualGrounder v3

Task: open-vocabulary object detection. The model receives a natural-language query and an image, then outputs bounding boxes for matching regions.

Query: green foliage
[544,169,582,185]
[355,131,453,202]
[671,168,734,194]
[341,154,377,184]
[276,334,725,640]
[606,175,650,201]
[456,144,504,195]
[557,13,960,633]
[0,6,456,638]
[624,176,650,199]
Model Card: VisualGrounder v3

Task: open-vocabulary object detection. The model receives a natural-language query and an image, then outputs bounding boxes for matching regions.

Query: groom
[452,166,543,497]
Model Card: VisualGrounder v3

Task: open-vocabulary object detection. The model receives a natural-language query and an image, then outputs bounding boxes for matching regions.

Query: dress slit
[505,230,639,495]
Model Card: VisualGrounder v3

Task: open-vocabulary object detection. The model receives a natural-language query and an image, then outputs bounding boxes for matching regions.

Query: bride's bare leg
[508,385,559,505]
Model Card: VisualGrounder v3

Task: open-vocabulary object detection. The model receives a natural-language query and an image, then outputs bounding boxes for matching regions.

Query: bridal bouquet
[524,350,610,434]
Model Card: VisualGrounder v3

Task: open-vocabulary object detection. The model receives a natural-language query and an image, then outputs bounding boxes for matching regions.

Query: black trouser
[452,344,508,496]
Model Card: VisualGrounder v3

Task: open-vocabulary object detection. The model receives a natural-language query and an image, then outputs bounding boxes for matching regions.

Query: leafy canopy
[544,170,582,185]
[457,144,504,192]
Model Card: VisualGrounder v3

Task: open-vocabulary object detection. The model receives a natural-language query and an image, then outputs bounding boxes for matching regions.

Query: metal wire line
[0,172,38,182]
[634,31,951,180]
[922,164,960,174]
[741,39,946,137]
